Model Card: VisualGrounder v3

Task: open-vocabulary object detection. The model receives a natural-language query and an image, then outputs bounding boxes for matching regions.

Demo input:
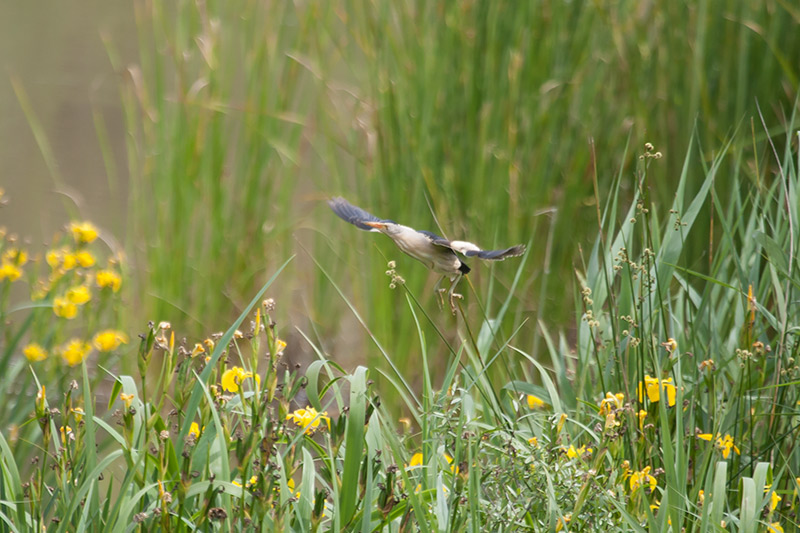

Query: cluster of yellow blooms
[10,221,128,367]
[24,329,129,366]
[0,247,27,282]
[46,223,121,316]
[52,285,91,319]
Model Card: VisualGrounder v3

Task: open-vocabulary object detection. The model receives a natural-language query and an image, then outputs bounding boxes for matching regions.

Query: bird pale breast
[393,228,461,275]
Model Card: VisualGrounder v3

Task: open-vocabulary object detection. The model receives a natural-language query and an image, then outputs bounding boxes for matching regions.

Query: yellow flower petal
[66,285,91,305]
[527,395,546,409]
[70,221,99,244]
[0,262,22,282]
[75,250,95,268]
[96,269,122,292]
[23,342,48,362]
[92,330,129,352]
[60,339,91,366]
[286,406,330,435]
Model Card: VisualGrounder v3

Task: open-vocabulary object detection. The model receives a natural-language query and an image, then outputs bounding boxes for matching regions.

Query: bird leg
[447,273,463,314]
[434,276,447,309]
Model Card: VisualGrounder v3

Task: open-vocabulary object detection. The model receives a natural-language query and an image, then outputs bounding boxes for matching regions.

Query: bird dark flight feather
[464,245,526,260]
[328,197,387,232]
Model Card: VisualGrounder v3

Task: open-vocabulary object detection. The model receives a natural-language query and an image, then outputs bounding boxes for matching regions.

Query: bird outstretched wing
[328,197,389,232]
[420,231,526,261]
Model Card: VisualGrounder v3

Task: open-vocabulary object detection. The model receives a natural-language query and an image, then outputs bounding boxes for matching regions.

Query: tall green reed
[112,0,313,331]
[102,0,800,404]
[317,0,800,384]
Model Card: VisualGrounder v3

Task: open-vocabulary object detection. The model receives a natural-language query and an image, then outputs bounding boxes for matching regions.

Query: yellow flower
[717,434,740,458]
[275,338,287,353]
[407,451,457,472]
[62,252,78,270]
[66,285,91,305]
[555,514,571,532]
[661,378,677,406]
[620,460,631,480]
[555,413,568,434]
[71,407,85,422]
[637,375,676,407]
[698,489,704,506]
[638,375,660,403]
[46,249,61,269]
[662,338,678,353]
[630,466,657,493]
[598,392,624,415]
[191,343,205,357]
[443,453,458,473]
[2,248,28,266]
[650,500,661,512]
[698,433,740,459]
[221,366,260,393]
[765,485,781,511]
[96,269,122,292]
[60,425,73,444]
[565,444,593,459]
[36,385,46,415]
[528,437,538,447]
[53,297,78,319]
[286,406,330,435]
[188,422,201,438]
[527,395,546,409]
[93,330,129,352]
[119,392,135,409]
[604,412,620,430]
[60,339,91,366]
[246,475,258,488]
[23,343,48,362]
[638,409,647,430]
[768,522,784,533]
[716,434,739,458]
[70,221,99,244]
[0,262,22,282]
[75,250,95,268]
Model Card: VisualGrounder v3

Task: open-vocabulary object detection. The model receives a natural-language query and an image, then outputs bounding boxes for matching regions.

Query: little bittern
[328,197,525,313]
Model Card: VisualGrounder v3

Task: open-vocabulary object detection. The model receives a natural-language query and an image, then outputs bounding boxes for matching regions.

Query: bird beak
[364,222,386,229]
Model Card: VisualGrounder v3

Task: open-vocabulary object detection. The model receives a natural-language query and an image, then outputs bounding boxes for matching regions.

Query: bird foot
[448,292,463,314]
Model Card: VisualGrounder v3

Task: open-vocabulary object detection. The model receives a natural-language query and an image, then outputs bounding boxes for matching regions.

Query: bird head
[364,221,402,235]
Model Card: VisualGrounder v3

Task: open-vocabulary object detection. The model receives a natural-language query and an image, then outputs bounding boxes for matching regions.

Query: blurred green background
[2,0,798,392]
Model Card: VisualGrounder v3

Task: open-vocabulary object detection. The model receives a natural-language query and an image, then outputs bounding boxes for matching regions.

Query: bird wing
[328,197,389,232]
[421,232,526,261]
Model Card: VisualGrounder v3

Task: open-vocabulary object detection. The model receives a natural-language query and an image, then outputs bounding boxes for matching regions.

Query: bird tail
[459,262,471,274]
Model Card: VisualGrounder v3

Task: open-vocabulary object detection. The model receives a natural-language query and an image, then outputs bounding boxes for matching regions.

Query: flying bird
[328,196,525,313]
